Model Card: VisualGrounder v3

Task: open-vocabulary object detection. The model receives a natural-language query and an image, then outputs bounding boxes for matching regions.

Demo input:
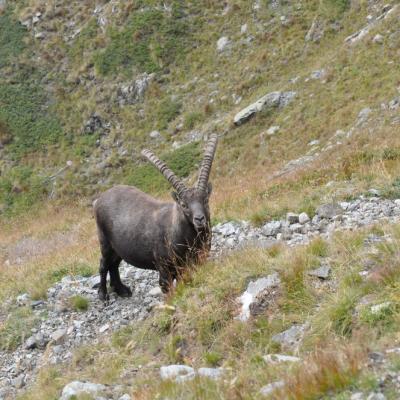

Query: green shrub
[203,351,222,367]
[0,9,26,68]
[94,4,190,76]
[69,295,89,312]
[123,142,201,194]
[0,166,48,217]
[156,99,182,130]
[183,111,204,130]
[0,307,37,351]
[0,82,63,157]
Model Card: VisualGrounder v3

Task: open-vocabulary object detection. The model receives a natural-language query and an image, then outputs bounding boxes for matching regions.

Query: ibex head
[142,134,218,231]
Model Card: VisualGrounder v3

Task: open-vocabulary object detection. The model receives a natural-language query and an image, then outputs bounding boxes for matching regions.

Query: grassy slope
[16,223,400,399]
[0,0,400,398]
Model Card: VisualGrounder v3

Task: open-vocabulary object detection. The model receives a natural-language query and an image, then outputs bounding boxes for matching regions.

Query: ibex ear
[207,182,213,196]
[171,191,180,203]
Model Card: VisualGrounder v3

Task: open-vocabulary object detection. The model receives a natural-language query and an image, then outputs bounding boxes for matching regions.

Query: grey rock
[368,189,380,196]
[236,273,280,321]
[305,18,324,42]
[34,32,45,40]
[234,91,296,125]
[316,203,343,219]
[351,393,364,400]
[16,293,30,306]
[298,212,310,224]
[308,265,331,279]
[366,394,386,400]
[60,381,106,400]
[217,36,230,52]
[116,73,154,106]
[389,98,399,110]
[356,107,372,126]
[260,380,285,396]
[149,130,162,140]
[83,113,109,135]
[263,354,300,364]
[266,125,280,135]
[372,34,384,44]
[160,365,195,383]
[272,324,306,349]
[118,395,131,400]
[286,213,299,224]
[25,333,48,350]
[11,374,25,389]
[51,328,67,344]
[262,221,281,236]
[197,367,226,380]
[310,69,326,80]
[290,223,303,234]
[148,287,162,296]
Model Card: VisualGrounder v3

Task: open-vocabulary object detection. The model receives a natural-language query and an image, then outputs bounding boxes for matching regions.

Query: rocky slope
[2,193,400,399]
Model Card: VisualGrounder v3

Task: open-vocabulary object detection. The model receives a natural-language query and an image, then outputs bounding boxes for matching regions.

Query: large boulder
[234,91,296,125]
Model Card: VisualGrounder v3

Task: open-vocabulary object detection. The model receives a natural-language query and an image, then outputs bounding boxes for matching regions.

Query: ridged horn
[141,149,187,196]
[197,134,218,192]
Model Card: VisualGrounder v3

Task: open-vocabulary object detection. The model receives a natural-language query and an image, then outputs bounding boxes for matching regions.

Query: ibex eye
[182,203,188,209]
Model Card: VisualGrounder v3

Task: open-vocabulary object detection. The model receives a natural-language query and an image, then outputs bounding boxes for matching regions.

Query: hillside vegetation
[1,0,400,399]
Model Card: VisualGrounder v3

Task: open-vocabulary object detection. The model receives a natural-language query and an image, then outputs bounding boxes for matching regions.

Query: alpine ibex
[93,134,218,301]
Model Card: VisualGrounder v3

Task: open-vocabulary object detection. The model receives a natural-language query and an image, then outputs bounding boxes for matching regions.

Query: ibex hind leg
[109,259,132,298]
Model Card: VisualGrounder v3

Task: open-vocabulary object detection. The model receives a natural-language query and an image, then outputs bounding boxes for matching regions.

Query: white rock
[99,323,110,333]
[263,354,300,364]
[351,393,364,400]
[217,36,230,52]
[308,140,319,146]
[149,287,162,296]
[370,302,391,314]
[60,381,106,400]
[372,34,384,44]
[118,395,131,400]
[260,380,285,396]
[394,199,400,206]
[366,393,386,400]
[197,367,226,380]
[234,91,296,125]
[160,365,195,383]
[266,125,280,135]
[298,212,310,224]
[262,221,281,236]
[241,24,248,34]
[149,130,162,140]
[236,273,280,321]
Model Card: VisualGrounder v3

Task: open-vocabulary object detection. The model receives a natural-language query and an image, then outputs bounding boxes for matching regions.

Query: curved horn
[141,149,187,196]
[197,134,218,192]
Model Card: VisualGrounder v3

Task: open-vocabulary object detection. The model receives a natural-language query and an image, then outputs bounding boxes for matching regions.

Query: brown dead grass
[276,344,365,400]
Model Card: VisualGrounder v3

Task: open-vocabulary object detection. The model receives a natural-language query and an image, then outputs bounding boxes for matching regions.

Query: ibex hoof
[98,289,109,302]
[113,284,132,298]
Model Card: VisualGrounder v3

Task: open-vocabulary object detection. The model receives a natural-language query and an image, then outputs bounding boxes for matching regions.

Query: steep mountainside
[1,0,400,399]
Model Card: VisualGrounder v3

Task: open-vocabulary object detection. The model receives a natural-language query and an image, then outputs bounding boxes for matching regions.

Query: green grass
[94,3,191,76]
[0,9,26,68]
[0,307,38,351]
[123,142,201,193]
[69,295,89,312]
[0,82,63,157]
[0,166,48,217]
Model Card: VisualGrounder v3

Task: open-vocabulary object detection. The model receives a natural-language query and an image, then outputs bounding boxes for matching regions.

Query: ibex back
[93,134,218,301]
